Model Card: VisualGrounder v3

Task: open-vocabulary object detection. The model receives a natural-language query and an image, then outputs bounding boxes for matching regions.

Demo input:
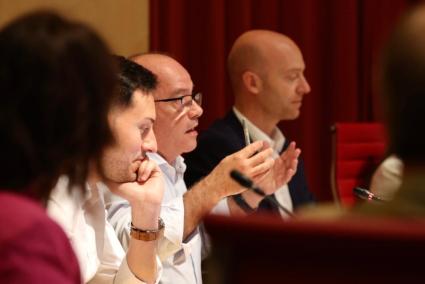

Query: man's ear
[242,71,262,94]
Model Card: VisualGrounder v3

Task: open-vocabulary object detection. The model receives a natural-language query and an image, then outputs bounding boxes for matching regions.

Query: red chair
[331,123,387,207]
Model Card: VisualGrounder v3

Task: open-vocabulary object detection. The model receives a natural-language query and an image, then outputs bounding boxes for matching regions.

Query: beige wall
[0,0,149,56]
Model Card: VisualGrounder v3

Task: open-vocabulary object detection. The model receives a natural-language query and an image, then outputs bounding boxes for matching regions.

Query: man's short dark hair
[0,11,116,202]
[114,55,157,107]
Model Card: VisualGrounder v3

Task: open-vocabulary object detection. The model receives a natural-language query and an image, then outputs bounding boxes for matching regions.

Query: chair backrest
[331,122,387,207]
[205,214,425,284]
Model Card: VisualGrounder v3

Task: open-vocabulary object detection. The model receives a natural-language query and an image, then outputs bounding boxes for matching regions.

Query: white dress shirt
[107,153,202,284]
[48,176,161,284]
[370,155,403,201]
[233,107,294,217]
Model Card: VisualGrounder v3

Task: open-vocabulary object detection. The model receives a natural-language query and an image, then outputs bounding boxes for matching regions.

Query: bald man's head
[228,30,299,93]
[130,53,192,100]
[227,30,310,123]
[129,53,202,163]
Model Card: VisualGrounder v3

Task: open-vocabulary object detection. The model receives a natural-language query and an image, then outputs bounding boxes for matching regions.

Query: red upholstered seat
[331,123,387,206]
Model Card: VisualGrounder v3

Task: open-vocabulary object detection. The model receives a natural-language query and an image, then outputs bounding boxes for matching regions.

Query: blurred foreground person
[0,11,116,283]
[359,4,425,217]
[0,11,163,284]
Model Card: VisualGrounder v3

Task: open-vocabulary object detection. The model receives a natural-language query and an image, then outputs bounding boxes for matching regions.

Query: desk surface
[204,214,425,284]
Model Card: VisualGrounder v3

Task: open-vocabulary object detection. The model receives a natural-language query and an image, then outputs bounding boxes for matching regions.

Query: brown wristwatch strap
[130,218,165,241]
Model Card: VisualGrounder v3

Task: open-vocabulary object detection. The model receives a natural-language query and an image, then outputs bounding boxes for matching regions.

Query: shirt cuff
[158,196,185,260]
[210,198,230,215]
[115,255,162,284]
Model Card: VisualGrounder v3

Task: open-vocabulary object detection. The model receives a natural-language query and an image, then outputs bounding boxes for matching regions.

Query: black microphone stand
[230,169,294,218]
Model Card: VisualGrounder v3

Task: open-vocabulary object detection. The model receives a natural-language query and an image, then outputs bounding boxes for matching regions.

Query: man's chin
[182,142,198,155]
[283,110,301,120]
[104,172,138,185]
[292,112,301,119]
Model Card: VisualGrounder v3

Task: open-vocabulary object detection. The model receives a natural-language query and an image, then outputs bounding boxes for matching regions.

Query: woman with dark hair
[0,10,115,283]
[0,11,163,284]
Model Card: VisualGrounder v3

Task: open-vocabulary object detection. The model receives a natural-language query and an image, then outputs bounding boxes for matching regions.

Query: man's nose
[142,128,157,153]
[298,75,311,95]
[188,100,203,118]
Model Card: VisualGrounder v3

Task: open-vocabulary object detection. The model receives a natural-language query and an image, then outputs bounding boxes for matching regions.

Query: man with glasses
[107,53,299,283]
[155,91,202,106]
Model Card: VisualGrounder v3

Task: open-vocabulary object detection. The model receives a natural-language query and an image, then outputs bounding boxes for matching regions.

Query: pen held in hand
[242,119,251,146]
[242,119,262,157]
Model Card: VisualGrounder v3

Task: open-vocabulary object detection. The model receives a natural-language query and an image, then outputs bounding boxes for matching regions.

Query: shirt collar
[233,107,285,153]
[147,152,186,182]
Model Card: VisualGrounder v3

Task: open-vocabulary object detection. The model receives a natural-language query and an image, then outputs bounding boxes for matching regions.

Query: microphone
[230,170,266,197]
[353,187,386,203]
[230,169,294,217]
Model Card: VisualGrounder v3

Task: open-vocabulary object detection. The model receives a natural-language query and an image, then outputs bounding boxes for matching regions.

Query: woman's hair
[381,5,425,163]
[0,11,116,202]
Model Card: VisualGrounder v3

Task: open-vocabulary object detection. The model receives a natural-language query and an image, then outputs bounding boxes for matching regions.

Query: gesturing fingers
[280,142,301,166]
[248,147,274,167]
[282,158,298,183]
[235,145,274,177]
[251,156,275,177]
[273,141,301,186]
[238,140,266,158]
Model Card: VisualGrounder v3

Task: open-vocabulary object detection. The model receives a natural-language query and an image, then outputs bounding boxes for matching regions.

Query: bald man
[185,30,315,216]
[106,53,299,284]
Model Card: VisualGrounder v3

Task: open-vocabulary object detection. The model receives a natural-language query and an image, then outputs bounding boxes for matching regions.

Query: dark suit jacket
[184,110,314,211]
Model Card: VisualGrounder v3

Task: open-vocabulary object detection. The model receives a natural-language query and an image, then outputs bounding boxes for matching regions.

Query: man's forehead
[283,64,305,73]
[276,48,305,71]
[156,79,193,99]
[135,58,193,99]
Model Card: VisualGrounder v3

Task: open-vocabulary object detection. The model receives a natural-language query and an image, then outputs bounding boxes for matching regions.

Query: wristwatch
[130,218,165,241]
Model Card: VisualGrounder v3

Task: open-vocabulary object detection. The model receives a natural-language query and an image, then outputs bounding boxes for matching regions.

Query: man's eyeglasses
[154,92,202,107]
